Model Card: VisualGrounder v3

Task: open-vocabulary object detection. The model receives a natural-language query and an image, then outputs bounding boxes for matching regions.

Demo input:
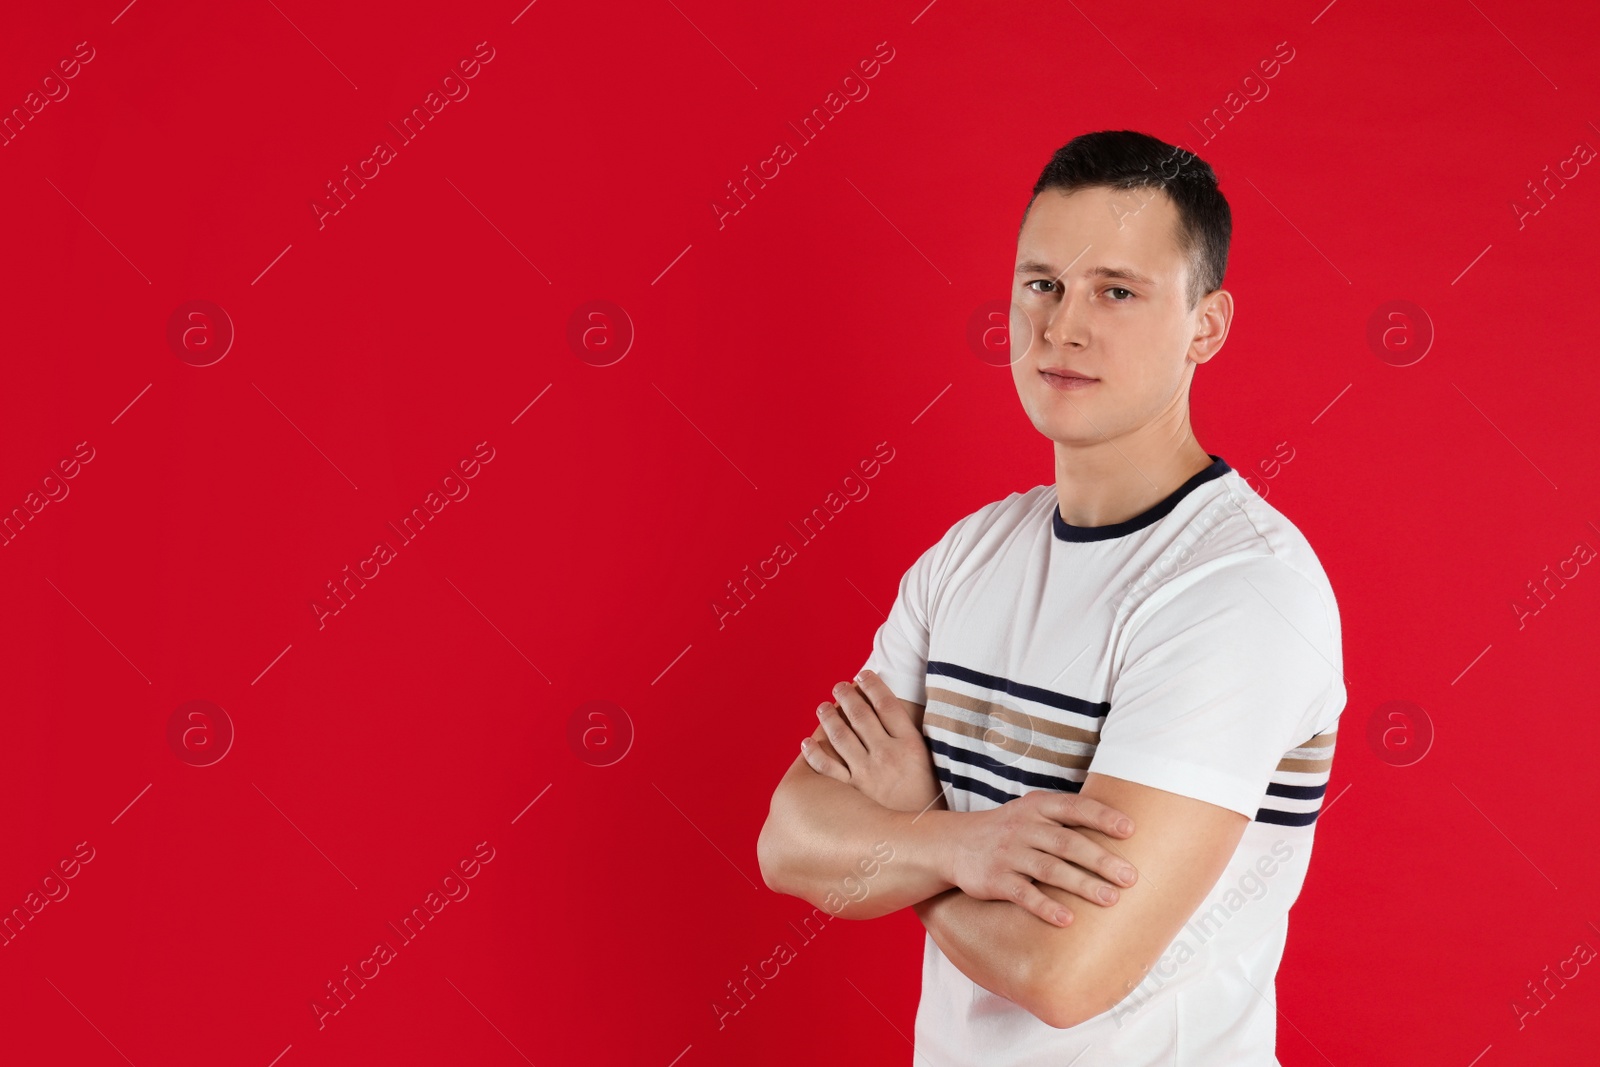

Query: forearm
[913,884,1078,1025]
[915,889,1049,1017]
[758,764,958,919]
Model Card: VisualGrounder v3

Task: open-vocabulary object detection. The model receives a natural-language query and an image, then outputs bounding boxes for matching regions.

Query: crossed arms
[755,669,1249,1030]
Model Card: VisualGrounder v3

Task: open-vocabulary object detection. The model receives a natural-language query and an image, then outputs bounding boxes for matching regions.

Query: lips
[1039,368,1098,391]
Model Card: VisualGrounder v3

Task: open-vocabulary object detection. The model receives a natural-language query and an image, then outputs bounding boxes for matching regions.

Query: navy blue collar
[1052,454,1232,542]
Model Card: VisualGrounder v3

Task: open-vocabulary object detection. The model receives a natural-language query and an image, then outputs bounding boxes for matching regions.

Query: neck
[1052,423,1213,529]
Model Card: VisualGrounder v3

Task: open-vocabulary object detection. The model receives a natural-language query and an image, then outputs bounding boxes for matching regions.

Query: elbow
[1023,981,1084,1031]
[1034,996,1091,1032]
[756,809,880,919]
[977,952,1080,1030]
[756,810,792,895]
[1022,962,1123,1031]
[756,792,818,902]
[1029,989,1094,1032]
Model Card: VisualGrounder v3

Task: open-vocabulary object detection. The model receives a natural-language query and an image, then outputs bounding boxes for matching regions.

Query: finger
[816,700,868,768]
[806,720,844,764]
[833,681,889,750]
[1040,792,1136,839]
[800,736,850,783]
[1029,823,1138,889]
[998,873,1076,928]
[1023,839,1132,904]
[854,670,918,740]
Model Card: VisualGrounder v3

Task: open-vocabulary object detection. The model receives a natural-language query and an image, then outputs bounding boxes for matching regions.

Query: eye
[1025,279,1058,294]
[1106,287,1134,301]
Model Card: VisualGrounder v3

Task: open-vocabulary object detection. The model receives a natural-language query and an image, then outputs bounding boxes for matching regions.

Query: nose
[1042,282,1086,350]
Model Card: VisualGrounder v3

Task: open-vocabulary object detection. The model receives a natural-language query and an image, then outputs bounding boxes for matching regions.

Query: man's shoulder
[1146,474,1340,608]
[1121,537,1343,678]
[931,483,1054,551]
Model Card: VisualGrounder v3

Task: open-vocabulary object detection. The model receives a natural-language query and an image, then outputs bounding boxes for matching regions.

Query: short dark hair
[1022,130,1231,310]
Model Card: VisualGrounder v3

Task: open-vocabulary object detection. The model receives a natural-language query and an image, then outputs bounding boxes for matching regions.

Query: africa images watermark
[1107,442,1296,614]
[712,441,896,630]
[1111,839,1295,1027]
[0,40,96,150]
[0,441,96,549]
[1512,926,1599,1031]
[311,41,497,230]
[1510,527,1595,632]
[712,839,895,1030]
[311,441,497,630]
[0,841,96,948]
[310,840,496,1029]
[711,40,897,230]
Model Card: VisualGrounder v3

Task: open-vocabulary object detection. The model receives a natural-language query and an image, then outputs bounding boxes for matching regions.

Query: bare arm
[757,717,959,919]
[759,674,1142,928]
[914,771,1248,1029]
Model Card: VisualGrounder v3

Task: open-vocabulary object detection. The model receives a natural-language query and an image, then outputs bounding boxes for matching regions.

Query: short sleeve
[856,517,969,708]
[1087,558,1345,818]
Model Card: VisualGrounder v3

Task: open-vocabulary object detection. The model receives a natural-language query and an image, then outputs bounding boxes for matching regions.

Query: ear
[1190,288,1233,366]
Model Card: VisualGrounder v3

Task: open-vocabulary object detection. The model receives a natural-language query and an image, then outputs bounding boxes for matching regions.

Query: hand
[939,790,1140,927]
[802,669,945,814]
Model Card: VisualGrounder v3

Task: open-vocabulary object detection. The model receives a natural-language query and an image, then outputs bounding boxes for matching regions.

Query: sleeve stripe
[1254,808,1321,827]
[918,657,1341,826]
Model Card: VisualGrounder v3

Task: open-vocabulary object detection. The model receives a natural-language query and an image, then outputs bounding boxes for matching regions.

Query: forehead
[1017,185,1185,277]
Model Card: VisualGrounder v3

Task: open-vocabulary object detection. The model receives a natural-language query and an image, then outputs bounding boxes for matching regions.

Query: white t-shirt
[859,455,1345,1066]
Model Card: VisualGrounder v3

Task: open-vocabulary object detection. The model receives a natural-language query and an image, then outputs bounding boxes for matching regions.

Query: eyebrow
[1014,261,1157,287]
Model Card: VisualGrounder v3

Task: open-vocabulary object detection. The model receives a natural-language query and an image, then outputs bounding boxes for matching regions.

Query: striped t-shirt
[859,454,1345,1066]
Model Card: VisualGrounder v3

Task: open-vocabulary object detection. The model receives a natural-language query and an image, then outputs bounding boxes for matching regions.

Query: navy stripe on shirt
[937,765,1024,806]
[924,659,1329,826]
[1255,807,1321,827]
[1266,781,1327,801]
[928,736,1086,795]
[928,660,1111,720]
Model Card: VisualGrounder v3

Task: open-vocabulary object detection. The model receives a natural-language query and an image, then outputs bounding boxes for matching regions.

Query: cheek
[1009,303,1041,356]
[1010,356,1042,395]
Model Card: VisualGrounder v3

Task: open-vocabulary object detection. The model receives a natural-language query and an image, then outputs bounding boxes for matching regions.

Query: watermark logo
[167,700,234,767]
[976,705,1050,770]
[1366,300,1433,367]
[1366,699,1433,767]
[167,300,235,366]
[966,299,1010,366]
[566,300,634,367]
[567,700,634,767]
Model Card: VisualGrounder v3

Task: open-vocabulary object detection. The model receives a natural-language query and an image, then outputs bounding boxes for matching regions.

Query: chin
[1020,406,1080,441]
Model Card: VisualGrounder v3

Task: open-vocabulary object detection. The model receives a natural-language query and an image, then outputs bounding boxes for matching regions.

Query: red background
[3,1,1598,1064]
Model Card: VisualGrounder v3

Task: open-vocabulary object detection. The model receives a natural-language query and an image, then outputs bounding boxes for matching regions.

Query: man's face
[1009,185,1211,448]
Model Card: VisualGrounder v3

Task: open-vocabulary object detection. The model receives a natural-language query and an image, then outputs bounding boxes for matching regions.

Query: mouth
[1039,369,1098,391]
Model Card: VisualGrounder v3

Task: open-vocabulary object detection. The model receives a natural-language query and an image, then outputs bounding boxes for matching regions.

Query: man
[756,129,1345,1064]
